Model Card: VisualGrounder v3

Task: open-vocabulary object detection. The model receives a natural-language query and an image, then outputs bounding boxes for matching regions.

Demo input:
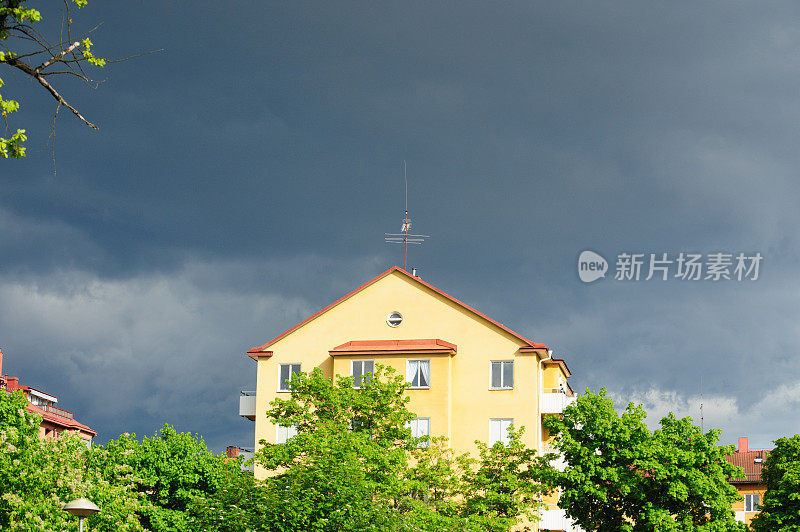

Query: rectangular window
[489,418,513,446]
[406,360,431,388]
[744,493,760,512]
[351,360,375,388]
[490,360,514,389]
[407,417,430,447]
[278,363,301,392]
[276,423,298,444]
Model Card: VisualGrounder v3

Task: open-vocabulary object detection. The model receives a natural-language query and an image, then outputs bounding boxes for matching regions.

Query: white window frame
[278,363,301,392]
[744,493,760,513]
[406,359,431,389]
[490,360,514,390]
[489,418,513,446]
[351,359,375,389]
[276,423,298,444]
[407,417,430,447]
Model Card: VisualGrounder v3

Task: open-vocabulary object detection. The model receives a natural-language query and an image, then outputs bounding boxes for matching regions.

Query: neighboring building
[0,347,96,445]
[241,266,577,531]
[726,437,768,526]
[225,445,255,472]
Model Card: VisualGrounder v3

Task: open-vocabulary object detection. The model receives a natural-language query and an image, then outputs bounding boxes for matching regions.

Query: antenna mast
[700,376,704,432]
[385,161,429,270]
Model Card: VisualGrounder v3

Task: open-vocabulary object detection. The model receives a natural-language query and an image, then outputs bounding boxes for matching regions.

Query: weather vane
[384,161,429,270]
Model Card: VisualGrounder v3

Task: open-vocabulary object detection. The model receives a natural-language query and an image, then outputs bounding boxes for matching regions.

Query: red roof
[247,266,548,357]
[726,450,769,483]
[29,403,97,436]
[2,370,96,438]
[330,339,457,355]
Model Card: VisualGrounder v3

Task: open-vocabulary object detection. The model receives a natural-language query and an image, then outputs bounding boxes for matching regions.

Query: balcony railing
[540,390,576,414]
[239,391,256,421]
[37,404,74,420]
[539,507,584,532]
[542,445,567,472]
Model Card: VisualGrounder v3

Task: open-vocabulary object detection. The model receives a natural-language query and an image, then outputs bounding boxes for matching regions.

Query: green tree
[98,424,238,532]
[0,0,108,158]
[543,389,746,532]
[256,364,547,532]
[750,434,800,532]
[459,426,547,531]
[0,389,144,531]
[255,365,414,531]
[188,466,274,532]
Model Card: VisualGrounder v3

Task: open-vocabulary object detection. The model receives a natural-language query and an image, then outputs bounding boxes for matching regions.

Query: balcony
[540,390,576,414]
[37,404,74,420]
[543,445,567,472]
[239,391,256,421]
[539,508,584,532]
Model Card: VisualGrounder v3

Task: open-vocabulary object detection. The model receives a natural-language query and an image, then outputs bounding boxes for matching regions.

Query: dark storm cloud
[2,1,800,449]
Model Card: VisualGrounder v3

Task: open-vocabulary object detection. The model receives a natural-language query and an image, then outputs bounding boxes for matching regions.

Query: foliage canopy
[543,388,747,532]
[750,434,800,532]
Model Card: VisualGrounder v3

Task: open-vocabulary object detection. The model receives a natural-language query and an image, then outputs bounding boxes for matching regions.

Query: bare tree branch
[3,56,98,130]
[35,40,79,73]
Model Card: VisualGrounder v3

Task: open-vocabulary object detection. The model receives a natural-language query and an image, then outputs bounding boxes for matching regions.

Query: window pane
[408,360,419,386]
[280,364,290,390]
[419,418,430,436]
[419,360,430,387]
[503,361,513,388]
[490,419,501,445]
[363,360,374,386]
[277,423,298,444]
[352,361,363,388]
[491,362,502,388]
[502,419,512,444]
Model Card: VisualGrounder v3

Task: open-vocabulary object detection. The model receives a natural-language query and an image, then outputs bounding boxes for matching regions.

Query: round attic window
[387,311,403,327]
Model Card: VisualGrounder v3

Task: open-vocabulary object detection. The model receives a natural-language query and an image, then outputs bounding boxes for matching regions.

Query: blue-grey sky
[2,1,799,451]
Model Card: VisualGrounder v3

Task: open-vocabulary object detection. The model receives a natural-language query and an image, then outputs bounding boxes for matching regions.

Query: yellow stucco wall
[731,484,767,526]
[252,270,554,476]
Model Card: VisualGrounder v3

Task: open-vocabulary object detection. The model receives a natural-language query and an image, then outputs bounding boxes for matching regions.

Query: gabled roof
[726,449,769,483]
[247,266,548,359]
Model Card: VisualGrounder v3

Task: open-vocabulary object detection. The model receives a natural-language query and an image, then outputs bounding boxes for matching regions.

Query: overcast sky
[2,1,799,452]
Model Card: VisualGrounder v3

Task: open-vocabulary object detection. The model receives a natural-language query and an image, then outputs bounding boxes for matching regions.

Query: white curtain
[420,360,431,387]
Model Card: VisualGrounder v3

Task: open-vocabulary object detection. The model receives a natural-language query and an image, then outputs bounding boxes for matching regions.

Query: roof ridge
[247,266,548,356]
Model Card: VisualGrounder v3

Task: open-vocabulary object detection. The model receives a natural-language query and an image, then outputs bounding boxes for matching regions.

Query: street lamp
[63,498,100,532]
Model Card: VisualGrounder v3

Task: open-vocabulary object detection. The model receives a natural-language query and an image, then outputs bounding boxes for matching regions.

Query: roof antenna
[385,161,429,270]
[700,376,704,432]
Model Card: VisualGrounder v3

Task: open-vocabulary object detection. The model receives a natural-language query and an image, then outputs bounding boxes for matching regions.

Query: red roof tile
[726,450,769,483]
[31,403,97,436]
[330,339,457,355]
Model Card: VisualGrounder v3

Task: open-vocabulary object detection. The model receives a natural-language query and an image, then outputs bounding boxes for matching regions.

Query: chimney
[6,376,19,391]
[738,437,749,453]
[226,446,240,459]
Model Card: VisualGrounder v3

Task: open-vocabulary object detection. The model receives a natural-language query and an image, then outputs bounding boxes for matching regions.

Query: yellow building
[241,266,577,530]
[726,437,768,527]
